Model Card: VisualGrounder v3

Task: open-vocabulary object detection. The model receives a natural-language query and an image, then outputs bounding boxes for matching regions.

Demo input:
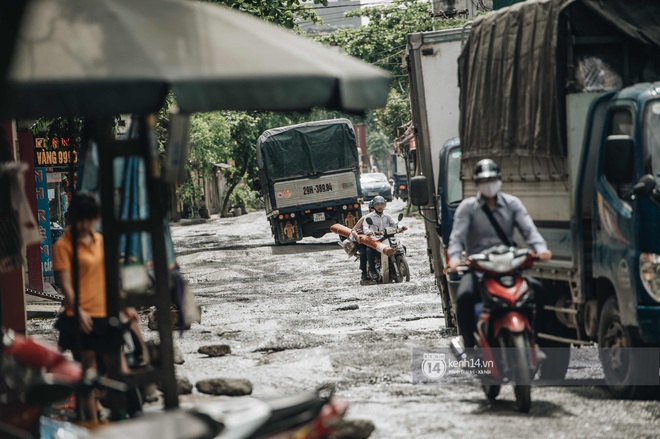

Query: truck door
[439,144,463,247]
[594,106,637,322]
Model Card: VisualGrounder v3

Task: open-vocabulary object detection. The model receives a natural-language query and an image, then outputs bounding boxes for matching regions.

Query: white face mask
[478,180,502,198]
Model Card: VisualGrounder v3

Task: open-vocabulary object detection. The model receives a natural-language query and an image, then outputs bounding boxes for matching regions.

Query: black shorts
[55,315,124,354]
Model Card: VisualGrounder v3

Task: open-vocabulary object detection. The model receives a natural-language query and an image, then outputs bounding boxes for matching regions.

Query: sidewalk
[25,283,62,319]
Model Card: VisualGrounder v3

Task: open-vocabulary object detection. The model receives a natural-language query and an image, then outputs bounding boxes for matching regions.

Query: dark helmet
[372,196,386,208]
[473,159,502,181]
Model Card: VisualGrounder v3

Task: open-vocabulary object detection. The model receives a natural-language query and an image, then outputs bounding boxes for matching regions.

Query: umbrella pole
[95,117,128,418]
[96,115,179,414]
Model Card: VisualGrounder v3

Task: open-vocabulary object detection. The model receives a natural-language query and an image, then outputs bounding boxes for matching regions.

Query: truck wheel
[598,296,657,399]
[439,275,456,328]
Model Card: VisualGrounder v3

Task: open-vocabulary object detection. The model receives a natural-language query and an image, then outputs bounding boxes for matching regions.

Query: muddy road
[28,199,659,438]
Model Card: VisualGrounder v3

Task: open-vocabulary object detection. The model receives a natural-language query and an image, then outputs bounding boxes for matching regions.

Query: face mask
[478,180,502,198]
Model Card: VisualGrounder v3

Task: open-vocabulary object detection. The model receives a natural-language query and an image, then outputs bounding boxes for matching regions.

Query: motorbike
[1,328,349,439]
[0,327,132,437]
[362,213,410,284]
[449,246,541,413]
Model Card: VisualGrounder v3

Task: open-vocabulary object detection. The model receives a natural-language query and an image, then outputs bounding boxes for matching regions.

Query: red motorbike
[1,328,84,437]
[451,246,541,413]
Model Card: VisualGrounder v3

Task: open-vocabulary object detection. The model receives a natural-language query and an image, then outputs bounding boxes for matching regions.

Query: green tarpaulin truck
[256,119,363,245]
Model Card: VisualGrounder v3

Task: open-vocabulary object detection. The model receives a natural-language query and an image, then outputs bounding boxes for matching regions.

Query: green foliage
[206,0,325,29]
[366,129,390,161]
[318,0,434,81]
[30,117,84,148]
[188,112,232,173]
[317,1,469,143]
[230,181,262,210]
[373,88,410,139]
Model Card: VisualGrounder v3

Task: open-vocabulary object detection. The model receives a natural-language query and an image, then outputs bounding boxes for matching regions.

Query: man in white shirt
[364,196,407,280]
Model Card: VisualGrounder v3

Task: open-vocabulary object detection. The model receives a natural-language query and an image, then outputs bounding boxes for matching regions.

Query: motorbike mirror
[397,213,404,222]
[365,217,373,225]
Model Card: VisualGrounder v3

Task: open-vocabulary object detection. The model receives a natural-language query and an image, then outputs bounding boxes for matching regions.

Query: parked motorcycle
[449,246,541,413]
[362,213,410,284]
[1,328,349,439]
[0,328,128,437]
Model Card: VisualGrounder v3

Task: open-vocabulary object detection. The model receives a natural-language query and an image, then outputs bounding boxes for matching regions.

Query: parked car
[360,172,392,201]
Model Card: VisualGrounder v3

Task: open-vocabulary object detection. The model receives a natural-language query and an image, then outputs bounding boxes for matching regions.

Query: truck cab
[590,85,660,345]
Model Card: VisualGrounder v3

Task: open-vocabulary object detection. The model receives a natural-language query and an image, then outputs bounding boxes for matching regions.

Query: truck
[408,0,660,398]
[256,119,363,245]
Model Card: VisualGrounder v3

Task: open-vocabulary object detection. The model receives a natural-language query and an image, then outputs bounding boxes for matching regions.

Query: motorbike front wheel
[509,333,533,413]
[395,255,410,282]
[482,384,501,400]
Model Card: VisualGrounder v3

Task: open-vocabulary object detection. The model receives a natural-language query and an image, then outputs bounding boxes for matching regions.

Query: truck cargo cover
[458,0,660,159]
[257,119,358,180]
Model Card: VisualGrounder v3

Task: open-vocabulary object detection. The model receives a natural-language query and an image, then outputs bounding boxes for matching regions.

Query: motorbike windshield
[645,100,660,187]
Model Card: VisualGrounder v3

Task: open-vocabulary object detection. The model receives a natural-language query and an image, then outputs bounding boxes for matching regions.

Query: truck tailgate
[273,171,358,208]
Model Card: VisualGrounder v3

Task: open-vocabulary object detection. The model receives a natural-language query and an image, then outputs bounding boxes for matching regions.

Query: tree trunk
[221,149,250,217]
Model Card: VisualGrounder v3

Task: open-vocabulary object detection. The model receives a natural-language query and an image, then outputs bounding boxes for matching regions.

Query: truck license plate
[313,212,325,222]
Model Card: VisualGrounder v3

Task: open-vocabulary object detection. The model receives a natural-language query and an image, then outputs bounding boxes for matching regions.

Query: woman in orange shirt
[53,193,137,422]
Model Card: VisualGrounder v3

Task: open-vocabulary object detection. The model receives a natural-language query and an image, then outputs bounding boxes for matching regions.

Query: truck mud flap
[276,217,303,243]
[340,210,361,229]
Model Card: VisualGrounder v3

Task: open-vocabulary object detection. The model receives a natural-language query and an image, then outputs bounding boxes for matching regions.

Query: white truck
[406,27,469,328]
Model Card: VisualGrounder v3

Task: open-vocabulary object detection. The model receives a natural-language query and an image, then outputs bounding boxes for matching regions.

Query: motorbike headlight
[515,291,533,307]
[640,253,660,302]
[512,279,531,307]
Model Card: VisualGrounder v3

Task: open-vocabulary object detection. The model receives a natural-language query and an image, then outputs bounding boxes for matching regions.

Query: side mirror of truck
[409,175,429,206]
[604,135,634,185]
[398,213,404,222]
[365,217,373,225]
[632,174,656,197]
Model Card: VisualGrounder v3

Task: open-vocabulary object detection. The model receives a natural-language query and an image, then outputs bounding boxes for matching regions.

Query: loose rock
[146,340,185,365]
[333,419,375,439]
[336,304,359,311]
[195,378,253,396]
[198,344,232,357]
[176,376,193,395]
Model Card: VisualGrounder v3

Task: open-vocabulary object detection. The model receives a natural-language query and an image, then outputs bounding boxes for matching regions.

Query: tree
[317,1,468,140]
[206,0,325,29]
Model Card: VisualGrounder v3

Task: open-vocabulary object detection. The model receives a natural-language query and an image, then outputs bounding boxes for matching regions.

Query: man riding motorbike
[350,200,375,281]
[448,159,552,351]
[364,196,407,281]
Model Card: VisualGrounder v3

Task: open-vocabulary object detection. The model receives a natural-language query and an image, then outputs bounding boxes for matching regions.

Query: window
[446,148,463,206]
[605,108,634,195]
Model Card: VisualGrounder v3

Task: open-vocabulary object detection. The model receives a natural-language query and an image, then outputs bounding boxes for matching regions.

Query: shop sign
[34,137,79,169]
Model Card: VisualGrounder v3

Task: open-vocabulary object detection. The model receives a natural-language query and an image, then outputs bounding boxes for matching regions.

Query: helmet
[372,196,386,209]
[368,199,375,209]
[473,159,501,181]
